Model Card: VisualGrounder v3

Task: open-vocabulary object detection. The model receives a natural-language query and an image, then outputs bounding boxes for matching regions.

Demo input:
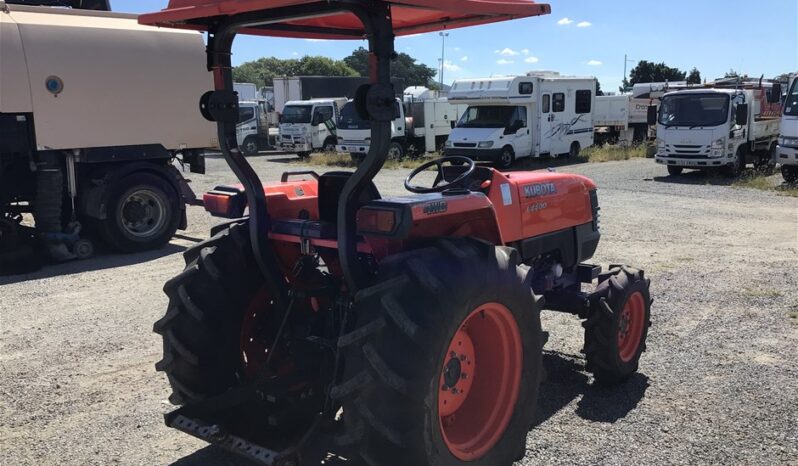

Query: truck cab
[236,101,271,156]
[655,86,782,176]
[278,98,345,158]
[776,76,798,183]
[336,98,406,160]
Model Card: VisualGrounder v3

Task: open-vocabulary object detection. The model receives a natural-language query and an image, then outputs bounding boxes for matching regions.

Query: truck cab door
[311,105,335,148]
[236,105,257,146]
[510,106,532,156]
[539,93,553,155]
[392,100,405,139]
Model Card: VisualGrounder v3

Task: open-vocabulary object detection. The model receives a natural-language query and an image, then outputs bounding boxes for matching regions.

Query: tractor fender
[79,161,189,229]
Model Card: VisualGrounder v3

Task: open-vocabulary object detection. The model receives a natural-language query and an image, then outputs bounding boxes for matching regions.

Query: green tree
[623,60,687,87]
[687,67,702,85]
[232,56,357,86]
[344,47,438,87]
[595,79,604,96]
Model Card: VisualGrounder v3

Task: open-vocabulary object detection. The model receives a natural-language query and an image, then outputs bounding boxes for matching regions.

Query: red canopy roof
[138,0,550,40]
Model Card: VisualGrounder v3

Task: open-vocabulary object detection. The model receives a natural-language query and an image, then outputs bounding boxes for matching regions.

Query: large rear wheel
[333,239,542,466]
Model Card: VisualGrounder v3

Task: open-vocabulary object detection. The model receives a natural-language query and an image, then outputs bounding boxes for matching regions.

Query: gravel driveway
[1,154,796,466]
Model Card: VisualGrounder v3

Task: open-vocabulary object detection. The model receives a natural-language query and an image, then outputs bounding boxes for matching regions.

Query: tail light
[357,207,400,235]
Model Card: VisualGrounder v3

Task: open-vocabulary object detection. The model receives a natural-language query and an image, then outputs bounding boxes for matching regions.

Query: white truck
[654,83,783,176]
[776,76,798,183]
[0,3,215,267]
[237,100,276,156]
[444,73,596,168]
[336,88,465,161]
[278,98,347,158]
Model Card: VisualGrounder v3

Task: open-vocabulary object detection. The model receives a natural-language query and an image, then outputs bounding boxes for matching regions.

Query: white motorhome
[336,88,464,160]
[444,74,596,168]
[654,84,782,176]
[278,98,346,158]
[776,76,798,182]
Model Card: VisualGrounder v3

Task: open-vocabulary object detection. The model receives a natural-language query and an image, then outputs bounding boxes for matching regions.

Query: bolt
[451,388,458,395]
[441,385,449,391]
[450,351,458,359]
[461,373,468,380]
[460,355,467,362]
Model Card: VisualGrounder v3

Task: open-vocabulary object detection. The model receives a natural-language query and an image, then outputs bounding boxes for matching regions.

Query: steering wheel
[404,156,476,194]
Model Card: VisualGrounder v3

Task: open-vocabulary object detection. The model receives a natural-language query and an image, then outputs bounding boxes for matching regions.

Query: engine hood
[449,127,504,143]
[660,126,726,145]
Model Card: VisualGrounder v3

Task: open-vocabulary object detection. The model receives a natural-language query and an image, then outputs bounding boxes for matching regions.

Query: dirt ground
[1,155,796,466]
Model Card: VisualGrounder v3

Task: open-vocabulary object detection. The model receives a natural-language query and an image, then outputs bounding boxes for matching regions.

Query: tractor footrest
[577,263,602,283]
[167,413,283,465]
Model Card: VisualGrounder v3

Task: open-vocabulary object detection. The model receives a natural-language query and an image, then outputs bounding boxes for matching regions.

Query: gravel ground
[1,154,796,466]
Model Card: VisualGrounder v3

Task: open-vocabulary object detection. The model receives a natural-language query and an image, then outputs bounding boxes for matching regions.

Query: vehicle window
[784,80,798,116]
[575,90,592,114]
[658,93,731,127]
[314,106,334,125]
[553,93,565,113]
[519,82,534,95]
[515,106,528,127]
[457,106,517,128]
[394,101,402,119]
[238,107,255,123]
[542,94,550,114]
[282,105,313,124]
[338,101,370,130]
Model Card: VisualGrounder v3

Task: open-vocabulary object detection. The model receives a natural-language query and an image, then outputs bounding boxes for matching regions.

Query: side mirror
[769,83,782,104]
[735,104,749,126]
[647,105,658,126]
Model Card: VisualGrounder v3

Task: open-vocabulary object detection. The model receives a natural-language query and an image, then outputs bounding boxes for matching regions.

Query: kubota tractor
[140,2,652,465]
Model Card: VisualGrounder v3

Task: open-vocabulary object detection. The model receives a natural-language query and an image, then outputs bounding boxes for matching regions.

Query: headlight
[711,138,726,158]
[780,137,798,147]
[445,140,453,148]
[656,139,665,150]
[337,137,343,144]
[478,141,494,149]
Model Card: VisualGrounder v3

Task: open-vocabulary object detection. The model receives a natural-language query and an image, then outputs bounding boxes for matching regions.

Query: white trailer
[444,73,596,168]
[278,98,347,158]
[654,84,782,176]
[776,75,798,182]
[0,3,215,264]
[234,82,258,102]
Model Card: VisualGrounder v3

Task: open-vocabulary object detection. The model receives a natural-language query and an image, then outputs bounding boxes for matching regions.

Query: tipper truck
[0,2,214,270]
[653,81,783,176]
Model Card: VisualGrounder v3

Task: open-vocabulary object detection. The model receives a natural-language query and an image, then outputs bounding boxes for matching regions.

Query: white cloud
[587,59,603,66]
[397,33,422,40]
[557,17,573,25]
[497,59,514,65]
[521,49,531,56]
[577,21,592,28]
[292,51,299,56]
[442,60,462,72]
[495,48,520,56]
[460,56,469,62]
[524,56,540,64]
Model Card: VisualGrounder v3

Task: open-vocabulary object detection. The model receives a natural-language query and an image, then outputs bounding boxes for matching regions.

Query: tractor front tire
[583,266,651,385]
[154,221,264,404]
[333,239,542,466]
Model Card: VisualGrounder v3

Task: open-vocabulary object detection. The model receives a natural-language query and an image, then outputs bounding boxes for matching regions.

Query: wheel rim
[246,141,257,153]
[500,151,512,167]
[388,145,402,160]
[438,303,523,461]
[617,291,646,362]
[119,189,166,238]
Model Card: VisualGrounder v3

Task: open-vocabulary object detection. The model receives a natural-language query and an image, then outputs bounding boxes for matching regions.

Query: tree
[232,56,358,86]
[344,47,437,87]
[687,67,702,85]
[624,60,687,87]
[595,79,604,96]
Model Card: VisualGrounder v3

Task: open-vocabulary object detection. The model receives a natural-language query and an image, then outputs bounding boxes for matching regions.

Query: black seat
[271,171,381,239]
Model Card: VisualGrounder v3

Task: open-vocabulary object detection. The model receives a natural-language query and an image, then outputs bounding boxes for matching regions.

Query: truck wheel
[333,239,542,466]
[782,165,798,184]
[350,153,365,165]
[723,147,745,177]
[297,151,311,159]
[387,142,405,160]
[754,143,777,175]
[567,141,581,158]
[496,146,515,170]
[242,136,259,156]
[323,138,337,153]
[583,266,651,385]
[154,221,266,404]
[667,166,683,176]
[98,172,180,253]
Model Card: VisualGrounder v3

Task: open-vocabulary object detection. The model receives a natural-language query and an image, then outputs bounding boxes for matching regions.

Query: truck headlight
[445,140,453,148]
[478,141,494,149]
[656,138,665,151]
[337,137,343,144]
[711,138,726,158]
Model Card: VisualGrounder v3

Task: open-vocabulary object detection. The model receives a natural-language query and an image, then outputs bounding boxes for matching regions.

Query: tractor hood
[139,0,551,40]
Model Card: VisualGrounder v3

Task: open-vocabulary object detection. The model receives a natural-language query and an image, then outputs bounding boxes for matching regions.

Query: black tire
[97,172,180,253]
[297,151,311,159]
[495,146,515,170]
[154,221,264,404]
[667,166,683,176]
[782,165,798,184]
[350,153,366,165]
[388,141,405,160]
[567,141,581,158]
[323,138,337,153]
[754,143,777,175]
[242,136,259,156]
[333,238,542,466]
[583,266,651,385]
[723,147,745,177]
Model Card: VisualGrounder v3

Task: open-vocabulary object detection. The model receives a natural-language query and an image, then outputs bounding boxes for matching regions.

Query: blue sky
[113,0,796,91]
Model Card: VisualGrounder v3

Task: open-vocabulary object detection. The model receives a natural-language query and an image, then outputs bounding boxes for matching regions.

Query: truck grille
[664,144,710,158]
[453,143,477,148]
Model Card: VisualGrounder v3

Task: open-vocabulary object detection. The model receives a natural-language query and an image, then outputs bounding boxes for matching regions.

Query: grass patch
[582,144,648,163]
[741,287,782,299]
[733,172,798,197]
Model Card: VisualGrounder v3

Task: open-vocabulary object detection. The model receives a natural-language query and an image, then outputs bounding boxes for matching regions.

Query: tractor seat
[271,171,381,240]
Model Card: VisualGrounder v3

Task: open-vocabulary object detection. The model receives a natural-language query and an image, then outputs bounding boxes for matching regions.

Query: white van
[445,73,596,168]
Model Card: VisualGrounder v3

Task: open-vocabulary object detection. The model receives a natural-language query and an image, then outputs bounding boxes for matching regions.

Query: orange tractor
[141,2,652,465]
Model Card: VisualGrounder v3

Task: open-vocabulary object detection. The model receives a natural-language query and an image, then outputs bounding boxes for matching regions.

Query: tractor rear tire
[333,238,542,466]
[583,266,651,385]
[153,221,264,404]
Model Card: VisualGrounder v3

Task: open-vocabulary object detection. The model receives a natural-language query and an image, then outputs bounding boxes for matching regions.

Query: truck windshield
[338,101,371,130]
[282,105,313,124]
[457,106,517,129]
[785,79,798,116]
[659,93,730,127]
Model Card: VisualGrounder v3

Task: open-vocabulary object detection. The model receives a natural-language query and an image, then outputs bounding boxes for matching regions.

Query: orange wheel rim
[617,291,645,363]
[438,303,523,461]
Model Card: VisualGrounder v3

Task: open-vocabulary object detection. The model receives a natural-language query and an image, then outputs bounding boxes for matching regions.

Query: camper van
[444,73,596,168]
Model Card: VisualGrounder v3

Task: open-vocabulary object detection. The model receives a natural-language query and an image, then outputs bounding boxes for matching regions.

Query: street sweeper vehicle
[140,1,653,465]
